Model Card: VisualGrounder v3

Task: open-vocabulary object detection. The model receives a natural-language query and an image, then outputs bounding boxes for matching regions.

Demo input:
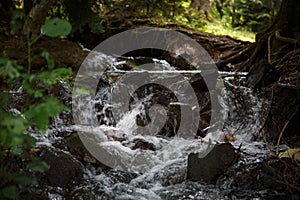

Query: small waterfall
[222,77,271,142]
[40,52,271,199]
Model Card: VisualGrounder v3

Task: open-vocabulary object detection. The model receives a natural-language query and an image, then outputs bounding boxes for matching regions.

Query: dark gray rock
[58,132,111,170]
[40,148,83,187]
[187,143,239,183]
[246,60,280,89]
[189,73,209,92]
[131,138,156,151]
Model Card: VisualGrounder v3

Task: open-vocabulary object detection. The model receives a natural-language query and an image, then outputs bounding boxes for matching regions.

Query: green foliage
[0,58,23,79]
[63,0,103,34]
[27,158,49,173]
[63,0,274,40]
[0,106,42,198]
[0,2,23,36]
[40,51,55,69]
[27,18,72,74]
[0,114,30,154]
[61,0,205,34]
[0,61,70,197]
[0,17,72,198]
[55,0,268,40]
[25,96,68,131]
[212,0,281,32]
[22,52,71,98]
[41,18,72,37]
[202,22,255,42]
[1,185,19,199]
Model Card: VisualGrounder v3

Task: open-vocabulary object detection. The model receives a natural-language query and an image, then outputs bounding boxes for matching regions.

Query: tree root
[217,44,254,69]
[275,30,300,46]
[275,48,300,69]
[218,28,300,72]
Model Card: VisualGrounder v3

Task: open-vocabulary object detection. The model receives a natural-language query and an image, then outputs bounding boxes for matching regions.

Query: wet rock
[157,117,178,138]
[119,48,197,70]
[106,170,138,184]
[122,137,158,151]
[228,163,261,191]
[131,138,156,151]
[246,60,280,89]
[189,73,209,92]
[189,73,212,136]
[114,56,154,70]
[187,143,239,183]
[57,132,111,170]
[130,83,180,137]
[39,148,83,187]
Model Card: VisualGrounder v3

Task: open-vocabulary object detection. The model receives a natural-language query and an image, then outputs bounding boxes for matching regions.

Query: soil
[1,23,246,72]
[0,34,88,73]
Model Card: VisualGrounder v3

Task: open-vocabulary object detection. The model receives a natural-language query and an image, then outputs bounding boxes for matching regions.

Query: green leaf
[40,51,55,69]
[41,18,72,37]
[11,146,23,155]
[53,68,72,78]
[24,96,67,131]
[27,159,49,172]
[1,185,19,199]
[38,71,56,85]
[0,58,22,79]
[2,116,28,134]
[38,68,71,86]
[15,175,37,186]
[34,90,43,98]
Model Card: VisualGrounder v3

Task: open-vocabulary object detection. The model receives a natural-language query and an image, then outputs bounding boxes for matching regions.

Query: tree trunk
[27,0,55,38]
[190,0,212,21]
[246,0,300,69]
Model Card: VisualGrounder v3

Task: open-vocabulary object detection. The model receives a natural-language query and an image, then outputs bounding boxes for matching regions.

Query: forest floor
[0,22,250,74]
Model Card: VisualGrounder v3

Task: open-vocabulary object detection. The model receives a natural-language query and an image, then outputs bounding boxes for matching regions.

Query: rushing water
[32,52,271,199]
